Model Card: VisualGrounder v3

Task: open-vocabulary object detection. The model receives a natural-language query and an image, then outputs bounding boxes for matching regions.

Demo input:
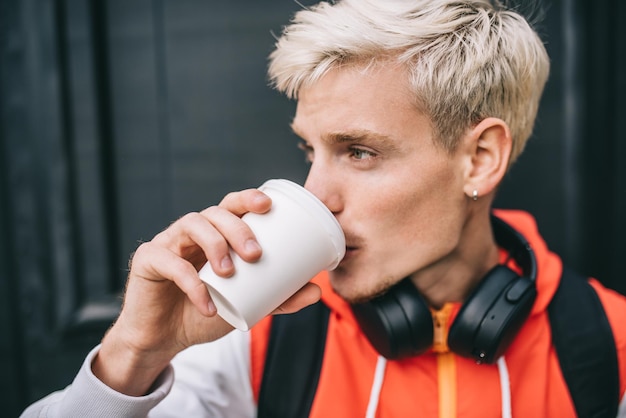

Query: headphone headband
[491,214,537,280]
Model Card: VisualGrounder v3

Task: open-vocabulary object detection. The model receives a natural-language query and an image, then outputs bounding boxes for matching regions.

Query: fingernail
[208,300,217,315]
[245,239,261,253]
[254,194,270,204]
[221,255,233,270]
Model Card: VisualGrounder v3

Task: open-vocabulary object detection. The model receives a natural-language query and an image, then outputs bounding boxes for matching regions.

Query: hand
[92,188,321,396]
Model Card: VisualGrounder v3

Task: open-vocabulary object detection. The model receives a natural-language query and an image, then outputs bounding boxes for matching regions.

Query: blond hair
[268,0,550,162]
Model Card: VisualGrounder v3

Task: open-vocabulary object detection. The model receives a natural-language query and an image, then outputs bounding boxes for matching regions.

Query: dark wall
[1,0,624,416]
[495,0,626,291]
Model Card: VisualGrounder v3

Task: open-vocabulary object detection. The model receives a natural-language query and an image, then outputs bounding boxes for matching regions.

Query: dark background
[1,0,624,416]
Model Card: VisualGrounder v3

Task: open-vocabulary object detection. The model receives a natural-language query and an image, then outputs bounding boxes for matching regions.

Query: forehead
[296,62,413,112]
[291,63,434,146]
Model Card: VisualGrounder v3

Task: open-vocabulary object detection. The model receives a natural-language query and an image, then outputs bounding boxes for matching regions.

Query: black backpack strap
[548,266,619,418]
[257,301,331,418]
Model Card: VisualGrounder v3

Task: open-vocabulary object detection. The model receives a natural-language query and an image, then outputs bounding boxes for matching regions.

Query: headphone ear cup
[448,265,537,363]
[352,279,434,359]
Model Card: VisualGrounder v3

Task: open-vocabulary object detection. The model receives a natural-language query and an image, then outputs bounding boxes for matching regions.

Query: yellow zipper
[432,304,456,418]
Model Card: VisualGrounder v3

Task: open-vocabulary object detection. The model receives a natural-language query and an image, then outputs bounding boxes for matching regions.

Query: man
[22,0,626,417]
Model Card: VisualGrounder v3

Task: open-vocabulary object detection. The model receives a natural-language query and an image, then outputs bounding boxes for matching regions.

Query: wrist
[92,327,175,396]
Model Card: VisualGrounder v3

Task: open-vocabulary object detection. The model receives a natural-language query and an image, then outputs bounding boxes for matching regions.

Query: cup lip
[204,282,250,331]
[259,179,346,268]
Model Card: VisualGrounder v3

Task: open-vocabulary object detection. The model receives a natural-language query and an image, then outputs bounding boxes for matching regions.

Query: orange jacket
[250,210,626,417]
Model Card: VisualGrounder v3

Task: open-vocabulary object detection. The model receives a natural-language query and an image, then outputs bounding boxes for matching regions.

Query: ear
[462,117,512,200]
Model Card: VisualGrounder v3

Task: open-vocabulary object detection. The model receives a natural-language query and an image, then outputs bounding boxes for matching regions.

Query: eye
[350,147,376,161]
[297,141,314,163]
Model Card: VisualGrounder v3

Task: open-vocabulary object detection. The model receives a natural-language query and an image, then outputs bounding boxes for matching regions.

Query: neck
[409,212,500,309]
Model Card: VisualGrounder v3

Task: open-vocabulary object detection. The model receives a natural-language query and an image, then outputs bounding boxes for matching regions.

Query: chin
[328,269,397,304]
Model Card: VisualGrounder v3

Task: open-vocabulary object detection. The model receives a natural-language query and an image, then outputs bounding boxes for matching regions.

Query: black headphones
[351,215,537,364]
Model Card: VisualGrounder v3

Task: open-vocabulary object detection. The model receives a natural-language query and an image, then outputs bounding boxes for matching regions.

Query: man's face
[292,63,472,303]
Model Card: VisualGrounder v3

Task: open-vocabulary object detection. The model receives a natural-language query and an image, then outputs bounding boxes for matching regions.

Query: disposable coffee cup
[198,179,345,331]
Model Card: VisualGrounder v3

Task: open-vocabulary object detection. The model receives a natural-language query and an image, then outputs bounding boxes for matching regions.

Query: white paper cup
[198,179,346,331]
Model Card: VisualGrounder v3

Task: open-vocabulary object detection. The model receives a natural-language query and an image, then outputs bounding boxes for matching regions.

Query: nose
[304,162,343,215]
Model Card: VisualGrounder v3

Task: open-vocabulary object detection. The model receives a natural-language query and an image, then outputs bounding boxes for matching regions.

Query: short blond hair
[268,0,550,163]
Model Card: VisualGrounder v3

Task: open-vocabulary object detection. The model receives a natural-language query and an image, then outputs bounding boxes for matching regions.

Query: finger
[131,242,216,317]
[153,208,263,276]
[151,190,271,278]
[200,206,264,263]
[217,189,272,217]
[271,283,322,315]
[152,212,233,276]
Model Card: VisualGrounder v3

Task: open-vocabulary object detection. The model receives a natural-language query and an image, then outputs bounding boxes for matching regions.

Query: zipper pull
[431,304,453,353]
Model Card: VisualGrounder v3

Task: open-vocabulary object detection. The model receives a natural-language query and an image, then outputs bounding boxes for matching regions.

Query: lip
[339,229,363,262]
[340,246,359,262]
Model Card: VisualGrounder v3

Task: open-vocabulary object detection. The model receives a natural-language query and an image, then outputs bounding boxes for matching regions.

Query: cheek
[370,164,465,249]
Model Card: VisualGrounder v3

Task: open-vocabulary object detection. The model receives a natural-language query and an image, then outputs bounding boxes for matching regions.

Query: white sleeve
[148,329,255,418]
[20,330,255,418]
[618,393,626,417]
[19,345,175,418]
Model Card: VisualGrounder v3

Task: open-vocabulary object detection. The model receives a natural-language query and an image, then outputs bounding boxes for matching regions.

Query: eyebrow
[325,130,395,147]
[290,124,400,151]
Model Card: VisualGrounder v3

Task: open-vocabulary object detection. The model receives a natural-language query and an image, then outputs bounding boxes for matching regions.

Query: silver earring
[472,190,478,201]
